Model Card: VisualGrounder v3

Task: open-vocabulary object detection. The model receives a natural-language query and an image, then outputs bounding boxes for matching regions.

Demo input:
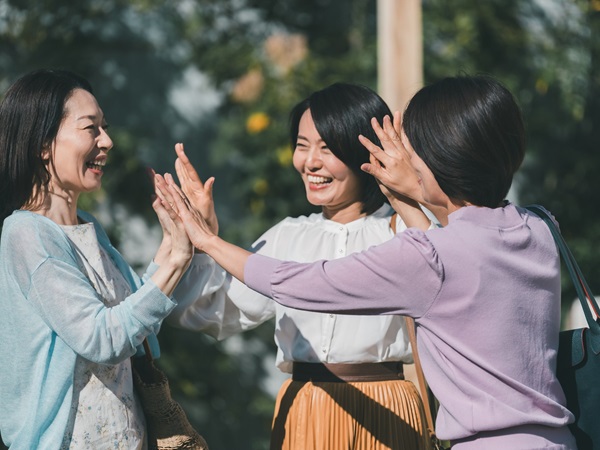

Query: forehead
[63,88,102,119]
[298,109,322,139]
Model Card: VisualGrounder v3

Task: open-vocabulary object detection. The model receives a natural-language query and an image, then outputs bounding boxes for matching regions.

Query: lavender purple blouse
[244,203,577,450]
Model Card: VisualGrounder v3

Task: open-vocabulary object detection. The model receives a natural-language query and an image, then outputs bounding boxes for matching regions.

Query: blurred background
[1,0,598,448]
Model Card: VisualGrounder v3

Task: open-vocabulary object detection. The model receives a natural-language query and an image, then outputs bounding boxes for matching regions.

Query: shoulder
[1,211,76,267]
[2,210,65,243]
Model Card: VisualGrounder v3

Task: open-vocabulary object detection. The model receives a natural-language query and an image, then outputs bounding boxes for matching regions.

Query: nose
[99,126,114,152]
[305,147,322,170]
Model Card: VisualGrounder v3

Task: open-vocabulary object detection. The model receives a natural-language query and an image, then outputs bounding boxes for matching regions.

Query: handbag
[526,205,600,450]
[131,339,209,450]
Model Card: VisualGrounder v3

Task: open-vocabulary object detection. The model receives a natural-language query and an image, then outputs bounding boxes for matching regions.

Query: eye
[294,141,308,151]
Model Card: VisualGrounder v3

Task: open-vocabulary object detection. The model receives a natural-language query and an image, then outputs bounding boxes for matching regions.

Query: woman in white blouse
[167,83,434,450]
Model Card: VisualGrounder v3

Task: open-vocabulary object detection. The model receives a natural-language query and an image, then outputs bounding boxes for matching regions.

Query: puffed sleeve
[166,224,281,340]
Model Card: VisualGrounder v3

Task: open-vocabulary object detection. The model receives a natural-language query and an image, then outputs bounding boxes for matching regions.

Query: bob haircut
[289,82,390,215]
[0,69,93,222]
[403,75,526,208]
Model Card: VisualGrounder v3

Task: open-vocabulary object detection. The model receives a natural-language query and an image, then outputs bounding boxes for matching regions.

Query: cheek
[292,151,305,174]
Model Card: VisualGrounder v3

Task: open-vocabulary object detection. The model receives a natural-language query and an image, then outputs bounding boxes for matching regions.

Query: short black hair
[0,69,93,222]
[403,75,525,208]
[289,82,391,215]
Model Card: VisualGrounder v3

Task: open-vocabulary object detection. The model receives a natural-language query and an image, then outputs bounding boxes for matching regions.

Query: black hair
[0,69,93,222]
[403,75,525,208]
[289,82,391,215]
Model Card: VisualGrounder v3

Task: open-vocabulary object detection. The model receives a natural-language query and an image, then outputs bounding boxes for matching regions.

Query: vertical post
[377,0,424,394]
[377,0,423,113]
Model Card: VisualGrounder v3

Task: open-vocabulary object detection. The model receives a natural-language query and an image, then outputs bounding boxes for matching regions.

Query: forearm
[150,258,190,297]
[202,235,252,282]
[389,197,431,231]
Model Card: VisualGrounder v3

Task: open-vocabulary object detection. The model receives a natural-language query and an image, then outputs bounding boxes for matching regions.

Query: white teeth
[86,160,106,169]
[307,175,332,184]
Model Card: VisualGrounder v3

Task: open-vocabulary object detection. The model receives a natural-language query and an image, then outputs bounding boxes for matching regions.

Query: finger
[382,115,401,143]
[361,162,384,179]
[393,110,402,135]
[359,133,392,167]
[175,143,204,185]
[153,195,176,225]
[154,174,170,205]
[156,173,180,215]
[204,176,215,197]
[167,181,194,221]
[165,172,189,201]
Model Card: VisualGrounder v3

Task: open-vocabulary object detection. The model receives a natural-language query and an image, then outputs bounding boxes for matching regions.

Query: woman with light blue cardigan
[159,75,577,449]
[0,70,193,448]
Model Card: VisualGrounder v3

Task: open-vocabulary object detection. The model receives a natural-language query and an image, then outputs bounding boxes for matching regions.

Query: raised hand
[360,114,432,230]
[173,143,219,235]
[359,114,422,204]
[153,173,193,267]
[155,172,216,254]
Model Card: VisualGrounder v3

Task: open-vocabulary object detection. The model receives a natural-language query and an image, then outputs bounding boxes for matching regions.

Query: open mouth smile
[86,159,106,171]
[307,174,333,186]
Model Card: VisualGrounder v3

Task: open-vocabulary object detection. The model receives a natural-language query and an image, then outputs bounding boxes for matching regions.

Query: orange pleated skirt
[270,378,433,450]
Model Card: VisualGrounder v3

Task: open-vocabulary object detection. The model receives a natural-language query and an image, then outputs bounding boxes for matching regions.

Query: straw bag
[131,339,209,450]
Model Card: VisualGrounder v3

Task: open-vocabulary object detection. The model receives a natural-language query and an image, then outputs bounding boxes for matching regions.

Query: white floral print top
[60,222,146,449]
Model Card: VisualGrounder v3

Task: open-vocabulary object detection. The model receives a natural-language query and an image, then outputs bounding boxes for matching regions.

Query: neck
[27,190,80,225]
[322,201,366,224]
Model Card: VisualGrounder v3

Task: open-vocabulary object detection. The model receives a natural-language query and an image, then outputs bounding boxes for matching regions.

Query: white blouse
[169,204,414,374]
[60,222,146,449]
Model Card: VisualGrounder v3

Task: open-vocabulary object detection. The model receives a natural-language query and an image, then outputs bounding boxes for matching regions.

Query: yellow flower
[276,145,293,167]
[246,112,270,134]
[535,78,548,95]
[253,178,269,196]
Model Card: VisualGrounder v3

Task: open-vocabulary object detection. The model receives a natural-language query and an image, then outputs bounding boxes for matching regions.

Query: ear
[41,142,52,163]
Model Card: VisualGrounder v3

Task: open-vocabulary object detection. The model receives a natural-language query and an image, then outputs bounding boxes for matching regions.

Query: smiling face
[292,109,363,222]
[46,88,113,198]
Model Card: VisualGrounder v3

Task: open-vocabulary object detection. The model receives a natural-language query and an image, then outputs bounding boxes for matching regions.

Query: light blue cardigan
[0,210,174,449]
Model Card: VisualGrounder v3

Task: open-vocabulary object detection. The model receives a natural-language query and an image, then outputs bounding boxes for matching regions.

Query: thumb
[205,177,215,195]
[361,162,382,178]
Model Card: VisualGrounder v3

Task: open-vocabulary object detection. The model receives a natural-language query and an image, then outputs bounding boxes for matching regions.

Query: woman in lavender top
[159,75,577,449]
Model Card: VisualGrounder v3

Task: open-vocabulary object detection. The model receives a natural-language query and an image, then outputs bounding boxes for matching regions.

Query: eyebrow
[76,115,99,121]
[296,134,326,144]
